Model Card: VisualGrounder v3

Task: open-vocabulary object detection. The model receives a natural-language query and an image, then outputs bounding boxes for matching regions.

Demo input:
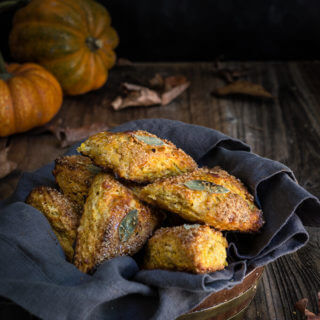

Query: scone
[74,172,163,273]
[77,130,197,183]
[25,186,80,261]
[53,155,101,213]
[143,224,228,274]
[138,167,264,232]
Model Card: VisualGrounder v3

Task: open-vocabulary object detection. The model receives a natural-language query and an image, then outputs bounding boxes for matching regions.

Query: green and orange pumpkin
[9,0,119,95]
[0,53,62,137]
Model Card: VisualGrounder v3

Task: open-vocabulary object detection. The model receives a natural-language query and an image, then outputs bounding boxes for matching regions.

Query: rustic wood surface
[0,62,319,319]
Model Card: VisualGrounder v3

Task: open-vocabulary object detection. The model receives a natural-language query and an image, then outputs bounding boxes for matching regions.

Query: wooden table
[1,62,319,319]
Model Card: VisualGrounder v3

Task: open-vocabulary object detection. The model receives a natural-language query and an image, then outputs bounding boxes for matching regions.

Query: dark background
[1,0,320,61]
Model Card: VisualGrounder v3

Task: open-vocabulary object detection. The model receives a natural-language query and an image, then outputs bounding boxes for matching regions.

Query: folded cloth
[0,119,319,320]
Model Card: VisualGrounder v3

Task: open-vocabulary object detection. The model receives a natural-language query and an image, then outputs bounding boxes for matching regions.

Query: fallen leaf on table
[116,58,133,66]
[163,75,188,91]
[215,68,249,83]
[295,292,320,320]
[112,83,162,110]
[111,75,190,110]
[0,146,17,179]
[212,80,274,99]
[47,123,109,148]
[161,81,190,105]
[149,73,164,88]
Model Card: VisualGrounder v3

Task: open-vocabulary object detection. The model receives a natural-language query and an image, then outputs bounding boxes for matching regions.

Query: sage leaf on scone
[184,180,230,193]
[133,134,166,146]
[74,173,162,273]
[87,164,102,175]
[119,209,139,242]
[77,130,197,183]
[138,167,264,232]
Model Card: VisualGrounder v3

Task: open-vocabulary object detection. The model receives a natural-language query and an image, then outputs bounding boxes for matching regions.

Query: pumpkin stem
[0,51,7,74]
[0,51,12,80]
[0,0,30,12]
[86,36,102,52]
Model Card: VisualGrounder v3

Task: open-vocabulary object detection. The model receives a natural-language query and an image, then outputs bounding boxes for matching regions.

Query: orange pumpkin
[0,54,63,137]
[9,0,119,95]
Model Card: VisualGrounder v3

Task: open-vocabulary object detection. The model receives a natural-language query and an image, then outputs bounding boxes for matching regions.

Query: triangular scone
[77,130,197,183]
[143,225,228,274]
[26,186,80,261]
[53,155,101,213]
[74,173,163,273]
[138,167,264,232]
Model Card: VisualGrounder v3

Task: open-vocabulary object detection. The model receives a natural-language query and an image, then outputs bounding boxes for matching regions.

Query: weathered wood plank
[0,62,319,319]
[245,227,320,320]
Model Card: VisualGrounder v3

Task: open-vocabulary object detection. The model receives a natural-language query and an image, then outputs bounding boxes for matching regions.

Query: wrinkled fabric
[0,119,319,320]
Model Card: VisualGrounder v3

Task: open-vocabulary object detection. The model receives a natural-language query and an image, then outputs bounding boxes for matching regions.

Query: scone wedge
[143,224,228,274]
[26,186,80,261]
[53,155,101,213]
[74,173,163,273]
[138,167,264,232]
[77,130,197,183]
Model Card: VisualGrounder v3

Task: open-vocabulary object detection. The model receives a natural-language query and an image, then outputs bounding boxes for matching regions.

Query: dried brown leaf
[149,73,164,88]
[295,293,320,320]
[0,146,17,179]
[164,75,189,91]
[116,58,133,66]
[111,83,162,110]
[212,80,274,99]
[213,67,249,83]
[161,81,190,106]
[48,123,109,148]
[112,75,190,110]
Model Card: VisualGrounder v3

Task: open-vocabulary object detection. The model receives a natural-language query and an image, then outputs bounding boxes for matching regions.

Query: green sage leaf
[87,164,102,175]
[183,224,200,230]
[133,134,165,146]
[184,180,229,193]
[119,209,138,242]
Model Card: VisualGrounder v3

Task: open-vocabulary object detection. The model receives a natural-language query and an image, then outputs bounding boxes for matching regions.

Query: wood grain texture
[0,62,319,319]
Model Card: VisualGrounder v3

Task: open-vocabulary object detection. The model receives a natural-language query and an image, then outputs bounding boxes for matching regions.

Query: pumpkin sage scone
[26,186,80,261]
[143,224,228,274]
[53,155,101,213]
[77,130,197,183]
[74,172,163,273]
[138,167,264,232]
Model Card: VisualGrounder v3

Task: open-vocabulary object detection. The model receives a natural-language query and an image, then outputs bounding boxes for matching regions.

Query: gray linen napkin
[0,119,319,320]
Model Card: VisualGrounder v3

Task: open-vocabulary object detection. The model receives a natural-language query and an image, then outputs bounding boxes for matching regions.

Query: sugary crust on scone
[74,173,163,273]
[143,224,228,274]
[25,186,79,261]
[53,155,101,213]
[138,167,264,232]
[77,130,197,183]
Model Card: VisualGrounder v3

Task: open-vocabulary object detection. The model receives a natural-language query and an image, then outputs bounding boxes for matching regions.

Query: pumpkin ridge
[12,20,85,40]
[89,53,106,90]
[64,49,96,94]
[0,81,15,136]
[8,76,41,132]
[22,67,62,98]
[97,28,119,49]
[28,73,62,124]
[98,47,116,69]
